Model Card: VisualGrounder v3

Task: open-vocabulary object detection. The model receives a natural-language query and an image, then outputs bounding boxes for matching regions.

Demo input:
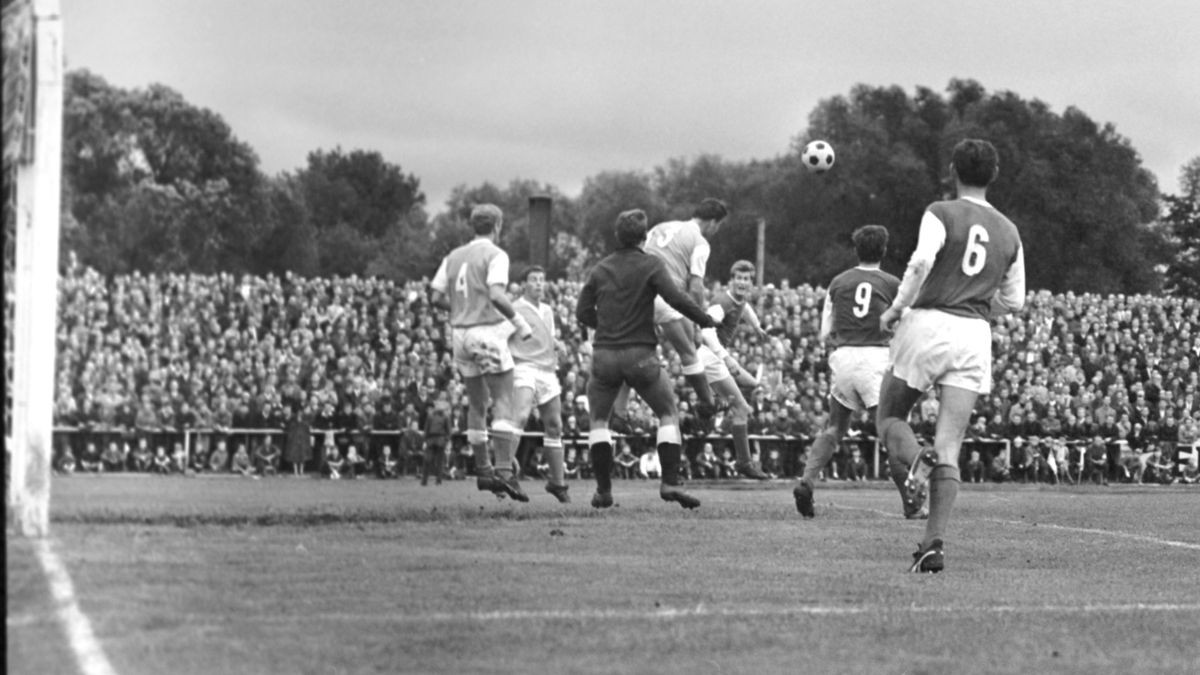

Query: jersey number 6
[961,224,989,277]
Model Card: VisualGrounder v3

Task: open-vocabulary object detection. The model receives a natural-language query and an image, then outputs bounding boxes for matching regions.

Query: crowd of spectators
[47,257,1200,485]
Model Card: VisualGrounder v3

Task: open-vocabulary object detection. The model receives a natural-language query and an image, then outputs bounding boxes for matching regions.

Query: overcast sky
[61,0,1200,212]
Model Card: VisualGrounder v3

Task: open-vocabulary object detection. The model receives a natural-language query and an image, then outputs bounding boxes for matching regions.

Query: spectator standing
[423,401,451,486]
[283,406,313,477]
[399,420,424,478]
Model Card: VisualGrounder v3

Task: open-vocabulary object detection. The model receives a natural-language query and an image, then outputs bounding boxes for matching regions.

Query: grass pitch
[8,475,1200,675]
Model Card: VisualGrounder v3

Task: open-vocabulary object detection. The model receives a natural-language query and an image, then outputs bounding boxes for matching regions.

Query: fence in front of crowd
[49,427,1032,481]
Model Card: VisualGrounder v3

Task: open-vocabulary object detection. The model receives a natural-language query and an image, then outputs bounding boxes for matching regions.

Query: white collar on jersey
[960,195,993,208]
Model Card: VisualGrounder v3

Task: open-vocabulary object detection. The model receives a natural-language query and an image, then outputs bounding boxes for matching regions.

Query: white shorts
[513,363,562,406]
[452,323,515,378]
[890,308,993,394]
[697,345,733,384]
[828,345,890,411]
[653,296,685,325]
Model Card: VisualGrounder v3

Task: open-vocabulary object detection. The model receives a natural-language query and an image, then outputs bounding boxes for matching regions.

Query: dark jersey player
[608,198,728,433]
[696,260,773,480]
[793,225,900,517]
[876,139,1025,573]
[576,209,718,510]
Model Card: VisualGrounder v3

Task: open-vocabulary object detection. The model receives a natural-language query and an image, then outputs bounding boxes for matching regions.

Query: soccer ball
[802,140,835,173]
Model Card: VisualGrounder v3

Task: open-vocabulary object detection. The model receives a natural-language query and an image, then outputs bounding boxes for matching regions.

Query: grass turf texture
[8,475,1200,675]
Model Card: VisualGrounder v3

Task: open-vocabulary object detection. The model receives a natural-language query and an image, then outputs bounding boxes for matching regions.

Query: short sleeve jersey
[913,199,1021,320]
[431,239,509,327]
[510,297,557,369]
[643,219,710,288]
[710,290,747,347]
[826,267,900,348]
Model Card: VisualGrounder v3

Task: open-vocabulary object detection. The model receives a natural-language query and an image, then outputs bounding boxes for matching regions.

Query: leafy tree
[61,70,267,273]
[433,179,581,279]
[297,147,424,238]
[577,171,666,255]
[653,154,778,282]
[1163,156,1200,297]
[784,80,1167,292]
[291,147,429,278]
[256,175,319,277]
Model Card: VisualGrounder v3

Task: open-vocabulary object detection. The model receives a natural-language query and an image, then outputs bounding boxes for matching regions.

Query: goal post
[7,0,63,537]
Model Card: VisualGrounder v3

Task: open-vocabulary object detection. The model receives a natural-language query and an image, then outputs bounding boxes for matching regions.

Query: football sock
[732,423,752,465]
[803,429,838,484]
[925,464,961,547]
[471,445,491,476]
[544,437,565,485]
[590,442,614,494]
[658,443,683,486]
[490,424,520,478]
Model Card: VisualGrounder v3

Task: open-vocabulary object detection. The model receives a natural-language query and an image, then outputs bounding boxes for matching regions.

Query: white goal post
[7,0,63,537]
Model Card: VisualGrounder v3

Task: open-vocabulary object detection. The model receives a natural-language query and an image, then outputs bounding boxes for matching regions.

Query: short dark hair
[469,204,503,235]
[729,259,756,279]
[852,225,888,264]
[614,209,648,248]
[951,139,999,188]
[692,198,728,222]
[522,265,545,282]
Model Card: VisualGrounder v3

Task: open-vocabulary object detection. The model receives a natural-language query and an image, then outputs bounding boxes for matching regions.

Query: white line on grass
[831,504,1200,551]
[980,519,1200,551]
[34,539,118,675]
[329,602,1200,624]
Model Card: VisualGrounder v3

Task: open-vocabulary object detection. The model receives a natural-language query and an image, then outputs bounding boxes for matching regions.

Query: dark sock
[925,465,961,546]
[732,423,751,465]
[591,442,613,494]
[658,442,682,486]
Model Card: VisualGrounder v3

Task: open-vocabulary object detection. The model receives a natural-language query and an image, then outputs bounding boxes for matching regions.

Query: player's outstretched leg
[876,370,926,517]
[710,374,768,480]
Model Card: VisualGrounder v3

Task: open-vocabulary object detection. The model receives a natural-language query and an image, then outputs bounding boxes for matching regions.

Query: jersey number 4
[455,265,470,298]
[961,224,989,276]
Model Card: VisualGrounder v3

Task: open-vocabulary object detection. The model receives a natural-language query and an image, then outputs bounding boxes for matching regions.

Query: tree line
[59,70,1198,295]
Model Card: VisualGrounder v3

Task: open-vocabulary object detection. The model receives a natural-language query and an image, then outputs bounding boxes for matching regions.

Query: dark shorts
[587,345,677,421]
